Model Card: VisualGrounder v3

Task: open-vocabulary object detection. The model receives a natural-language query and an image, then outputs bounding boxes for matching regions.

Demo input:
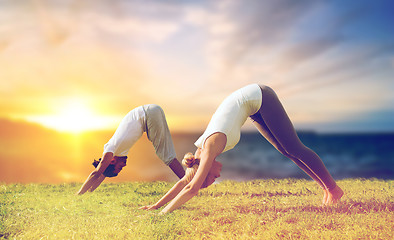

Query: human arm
[160,133,226,214]
[76,152,113,195]
[139,178,188,210]
[194,148,202,159]
[87,174,106,192]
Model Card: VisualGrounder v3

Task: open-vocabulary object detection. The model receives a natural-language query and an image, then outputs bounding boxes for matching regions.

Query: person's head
[182,152,222,188]
[92,156,127,177]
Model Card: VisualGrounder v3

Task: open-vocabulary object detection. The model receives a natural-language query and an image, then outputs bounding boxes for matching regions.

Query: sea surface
[1,117,393,183]
[172,132,394,181]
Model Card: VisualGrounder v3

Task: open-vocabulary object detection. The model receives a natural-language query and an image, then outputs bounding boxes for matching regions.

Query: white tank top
[195,84,262,152]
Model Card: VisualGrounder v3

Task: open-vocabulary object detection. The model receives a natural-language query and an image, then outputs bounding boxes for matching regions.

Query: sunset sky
[1,0,394,184]
[1,0,393,134]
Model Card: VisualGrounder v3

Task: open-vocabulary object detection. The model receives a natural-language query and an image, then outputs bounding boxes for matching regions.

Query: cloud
[201,0,320,67]
[276,35,343,71]
[284,42,394,94]
[0,0,393,133]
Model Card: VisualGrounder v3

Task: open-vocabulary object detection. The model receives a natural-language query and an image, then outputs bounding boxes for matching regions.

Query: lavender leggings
[249,85,336,190]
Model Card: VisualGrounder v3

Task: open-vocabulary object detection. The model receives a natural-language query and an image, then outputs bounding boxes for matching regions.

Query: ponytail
[182,152,200,168]
[182,152,200,183]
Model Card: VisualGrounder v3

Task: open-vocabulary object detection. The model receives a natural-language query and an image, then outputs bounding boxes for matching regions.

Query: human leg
[251,111,333,205]
[144,104,185,178]
[251,117,336,205]
[253,86,342,204]
[250,113,327,189]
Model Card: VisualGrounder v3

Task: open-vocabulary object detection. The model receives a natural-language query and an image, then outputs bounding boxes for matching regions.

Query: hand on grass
[139,204,159,210]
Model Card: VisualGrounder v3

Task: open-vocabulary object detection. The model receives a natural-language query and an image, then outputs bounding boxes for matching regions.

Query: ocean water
[2,117,393,183]
[173,132,394,181]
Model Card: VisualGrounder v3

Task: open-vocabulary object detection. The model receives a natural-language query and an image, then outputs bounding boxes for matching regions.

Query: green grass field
[1,179,393,239]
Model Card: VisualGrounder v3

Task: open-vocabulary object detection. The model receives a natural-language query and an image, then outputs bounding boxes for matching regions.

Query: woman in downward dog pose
[76,104,185,195]
[140,84,343,214]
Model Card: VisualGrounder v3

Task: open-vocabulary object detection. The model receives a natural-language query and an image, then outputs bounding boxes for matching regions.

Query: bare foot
[325,185,344,205]
[322,189,328,206]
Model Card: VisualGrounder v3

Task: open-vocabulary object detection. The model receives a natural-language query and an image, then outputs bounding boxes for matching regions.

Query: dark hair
[92,158,118,178]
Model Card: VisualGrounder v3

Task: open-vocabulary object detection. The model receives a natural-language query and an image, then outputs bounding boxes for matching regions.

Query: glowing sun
[26,98,117,133]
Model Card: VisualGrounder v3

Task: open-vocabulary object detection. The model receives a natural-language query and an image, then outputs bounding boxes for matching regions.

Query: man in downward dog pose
[76,104,185,195]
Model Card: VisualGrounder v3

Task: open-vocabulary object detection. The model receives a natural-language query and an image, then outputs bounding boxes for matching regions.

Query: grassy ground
[1,179,393,239]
